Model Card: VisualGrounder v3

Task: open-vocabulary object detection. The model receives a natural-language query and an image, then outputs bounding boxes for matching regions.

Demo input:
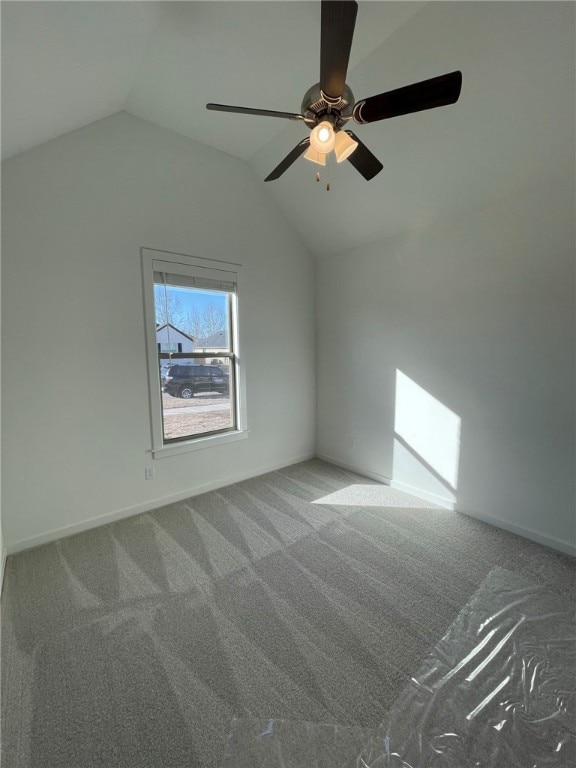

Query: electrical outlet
[145,467,155,480]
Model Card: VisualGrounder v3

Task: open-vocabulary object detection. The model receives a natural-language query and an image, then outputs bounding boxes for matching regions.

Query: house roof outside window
[156,323,196,344]
[197,330,228,350]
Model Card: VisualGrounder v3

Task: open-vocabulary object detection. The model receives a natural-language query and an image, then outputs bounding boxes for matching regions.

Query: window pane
[154,282,236,442]
[154,283,231,351]
[160,358,235,440]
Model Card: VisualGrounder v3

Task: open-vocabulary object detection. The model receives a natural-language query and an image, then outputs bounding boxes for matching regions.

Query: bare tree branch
[154,287,186,329]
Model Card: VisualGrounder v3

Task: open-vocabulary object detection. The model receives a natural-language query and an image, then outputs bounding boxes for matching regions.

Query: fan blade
[353,71,462,124]
[320,0,358,99]
[206,103,308,122]
[345,131,383,180]
[265,138,311,182]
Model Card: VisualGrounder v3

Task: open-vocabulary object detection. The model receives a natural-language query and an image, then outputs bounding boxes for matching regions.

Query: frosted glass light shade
[309,121,335,153]
[334,131,359,162]
[303,147,327,165]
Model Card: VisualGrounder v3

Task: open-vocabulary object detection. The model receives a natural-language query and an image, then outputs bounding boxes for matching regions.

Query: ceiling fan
[206,0,462,182]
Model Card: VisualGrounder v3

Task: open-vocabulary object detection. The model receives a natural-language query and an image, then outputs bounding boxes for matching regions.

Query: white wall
[316,172,575,555]
[2,112,316,551]
[0,176,4,589]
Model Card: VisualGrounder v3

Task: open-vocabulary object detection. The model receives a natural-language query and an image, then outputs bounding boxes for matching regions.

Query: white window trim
[141,247,248,459]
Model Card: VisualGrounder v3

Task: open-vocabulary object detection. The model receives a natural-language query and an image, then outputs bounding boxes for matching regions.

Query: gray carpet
[1,459,575,767]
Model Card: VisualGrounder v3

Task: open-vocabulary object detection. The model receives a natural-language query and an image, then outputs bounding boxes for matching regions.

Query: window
[142,248,246,457]
[159,342,180,353]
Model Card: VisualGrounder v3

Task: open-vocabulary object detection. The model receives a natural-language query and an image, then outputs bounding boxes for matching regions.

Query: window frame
[141,248,247,459]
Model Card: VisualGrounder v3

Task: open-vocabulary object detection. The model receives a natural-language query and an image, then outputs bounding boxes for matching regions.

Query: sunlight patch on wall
[393,370,461,507]
[312,483,443,509]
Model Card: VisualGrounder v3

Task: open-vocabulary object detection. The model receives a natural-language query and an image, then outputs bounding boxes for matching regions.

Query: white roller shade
[153,259,237,293]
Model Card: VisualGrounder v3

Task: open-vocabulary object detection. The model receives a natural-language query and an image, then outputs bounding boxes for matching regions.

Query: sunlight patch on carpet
[312,483,443,508]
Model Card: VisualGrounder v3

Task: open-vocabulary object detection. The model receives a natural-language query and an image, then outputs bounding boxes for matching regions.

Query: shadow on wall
[393,369,461,509]
[312,371,461,512]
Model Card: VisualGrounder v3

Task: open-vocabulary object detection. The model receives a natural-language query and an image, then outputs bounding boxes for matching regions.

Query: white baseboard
[7,451,575,561]
[316,454,455,509]
[457,505,576,558]
[6,451,315,555]
[390,479,456,510]
[318,455,575,558]
[315,452,391,486]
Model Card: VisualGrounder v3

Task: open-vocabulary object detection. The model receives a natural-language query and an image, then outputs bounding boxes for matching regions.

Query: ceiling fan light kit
[304,146,327,166]
[334,130,359,163]
[207,0,462,183]
[310,120,336,153]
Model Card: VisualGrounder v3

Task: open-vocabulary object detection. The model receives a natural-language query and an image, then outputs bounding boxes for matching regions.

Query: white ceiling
[2,1,573,256]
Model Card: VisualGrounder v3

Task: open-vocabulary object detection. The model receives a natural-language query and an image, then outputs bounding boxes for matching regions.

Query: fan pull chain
[314,171,331,190]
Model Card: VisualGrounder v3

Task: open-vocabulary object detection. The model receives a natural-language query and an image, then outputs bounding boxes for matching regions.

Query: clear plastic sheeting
[221,568,575,767]
[220,718,383,767]
[373,566,576,767]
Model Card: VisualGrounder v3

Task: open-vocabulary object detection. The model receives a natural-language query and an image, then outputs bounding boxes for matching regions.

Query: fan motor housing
[301,82,355,127]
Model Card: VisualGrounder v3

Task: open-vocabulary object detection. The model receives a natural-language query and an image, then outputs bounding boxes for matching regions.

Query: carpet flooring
[2,459,575,767]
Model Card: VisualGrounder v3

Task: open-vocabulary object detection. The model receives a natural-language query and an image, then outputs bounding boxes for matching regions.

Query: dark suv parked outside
[163,364,229,399]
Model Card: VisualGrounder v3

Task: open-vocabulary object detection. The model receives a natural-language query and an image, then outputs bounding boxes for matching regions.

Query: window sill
[152,429,248,459]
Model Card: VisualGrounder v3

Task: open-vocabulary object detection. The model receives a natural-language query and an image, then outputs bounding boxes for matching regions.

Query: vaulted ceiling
[2,1,573,256]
